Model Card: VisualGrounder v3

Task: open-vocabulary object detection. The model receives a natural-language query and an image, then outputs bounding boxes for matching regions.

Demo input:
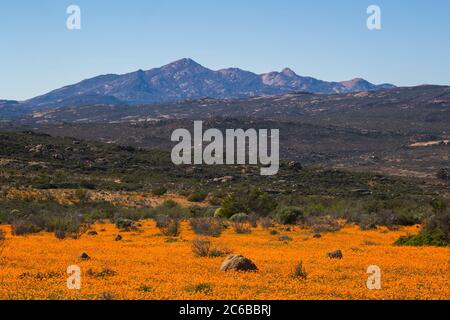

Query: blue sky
[1,0,449,100]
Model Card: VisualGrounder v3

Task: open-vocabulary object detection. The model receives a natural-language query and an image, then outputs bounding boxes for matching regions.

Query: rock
[220,254,258,272]
[115,235,122,241]
[52,153,65,161]
[29,144,44,153]
[287,161,303,171]
[327,250,343,259]
[213,176,234,183]
[313,233,322,238]
[78,252,91,261]
[87,230,98,236]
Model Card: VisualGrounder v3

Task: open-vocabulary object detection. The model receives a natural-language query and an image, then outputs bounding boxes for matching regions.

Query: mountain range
[17,58,395,110]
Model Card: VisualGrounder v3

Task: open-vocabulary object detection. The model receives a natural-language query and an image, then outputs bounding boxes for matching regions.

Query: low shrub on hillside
[187,191,208,203]
[231,222,251,234]
[151,186,168,196]
[220,188,276,218]
[395,210,449,247]
[155,215,180,237]
[229,213,249,223]
[275,206,303,225]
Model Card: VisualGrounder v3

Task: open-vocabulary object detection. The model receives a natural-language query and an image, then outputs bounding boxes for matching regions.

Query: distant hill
[19,58,394,110]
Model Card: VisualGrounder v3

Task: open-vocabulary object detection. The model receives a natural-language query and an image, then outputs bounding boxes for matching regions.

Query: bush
[155,216,180,237]
[292,261,308,280]
[220,188,276,218]
[436,168,450,181]
[192,238,211,257]
[259,217,273,229]
[275,206,303,225]
[395,231,448,247]
[395,211,449,247]
[149,201,187,219]
[152,186,168,196]
[0,230,5,256]
[190,218,224,237]
[305,215,342,233]
[11,220,41,236]
[231,222,251,234]
[187,191,208,203]
[229,213,249,223]
[214,208,225,218]
[185,283,213,295]
[278,234,293,242]
[115,218,138,231]
[187,206,212,218]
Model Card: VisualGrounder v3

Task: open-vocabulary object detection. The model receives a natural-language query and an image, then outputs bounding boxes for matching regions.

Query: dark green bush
[220,188,276,218]
[395,211,449,247]
[275,206,303,225]
[187,191,208,203]
[152,186,168,196]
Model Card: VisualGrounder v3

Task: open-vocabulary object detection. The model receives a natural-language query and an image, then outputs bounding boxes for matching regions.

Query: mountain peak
[166,58,202,68]
[281,68,297,77]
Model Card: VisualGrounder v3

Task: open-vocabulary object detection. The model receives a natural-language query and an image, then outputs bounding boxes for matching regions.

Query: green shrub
[114,218,137,231]
[395,211,449,247]
[188,191,208,203]
[275,206,303,225]
[395,231,448,247]
[229,213,249,223]
[185,283,213,295]
[220,188,276,218]
[11,220,41,236]
[214,208,225,218]
[152,186,168,196]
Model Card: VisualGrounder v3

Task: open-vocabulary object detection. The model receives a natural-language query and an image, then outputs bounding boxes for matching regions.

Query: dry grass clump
[291,261,308,280]
[278,234,293,242]
[259,217,273,229]
[0,230,5,256]
[305,216,343,233]
[87,268,117,278]
[185,283,213,295]
[191,238,231,258]
[190,218,224,237]
[231,222,251,234]
[155,216,180,237]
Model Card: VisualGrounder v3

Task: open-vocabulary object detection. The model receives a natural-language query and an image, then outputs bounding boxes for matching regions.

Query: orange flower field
[0,221,449,300]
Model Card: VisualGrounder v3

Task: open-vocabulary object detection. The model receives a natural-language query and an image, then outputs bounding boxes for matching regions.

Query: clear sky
[1,0,449,100]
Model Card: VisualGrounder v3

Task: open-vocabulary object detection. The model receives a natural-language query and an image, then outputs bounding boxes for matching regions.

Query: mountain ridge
[20,58,395,110]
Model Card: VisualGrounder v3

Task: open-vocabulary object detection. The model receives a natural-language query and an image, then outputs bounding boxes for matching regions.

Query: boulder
[115,235,123,241]
[78,252,91,261]
[220,254,258,272]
